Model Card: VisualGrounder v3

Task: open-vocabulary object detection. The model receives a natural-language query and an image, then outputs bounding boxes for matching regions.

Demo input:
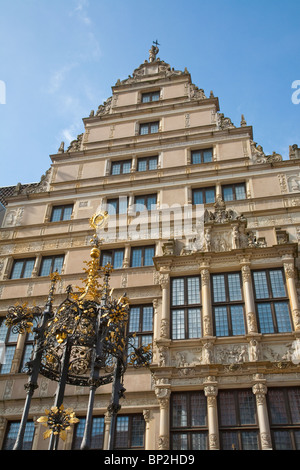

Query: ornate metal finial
[149,40,160,62]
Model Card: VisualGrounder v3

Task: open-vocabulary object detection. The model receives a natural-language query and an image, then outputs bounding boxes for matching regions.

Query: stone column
[155,386,171,450]
[204,381,219,450]
[200,268,213,337]
[11,333,26,373]
[241,263,258,334]
[143,409,151,450]
[103,411,111,450]
[282,255,300,331]
[160,272,170,339]
[252,382,272,450]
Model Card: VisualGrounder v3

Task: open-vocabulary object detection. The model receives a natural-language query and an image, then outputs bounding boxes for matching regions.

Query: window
[111,160,132,175]
[131,246,155,267]
[171,392,208,450]
[0,319,18,374]
[134,194,157,211]
[10,258,35,279]
[50,204,73,222]
[267,387,300,450]
[141,91,160,103]
[211,273,245,336]
[72,416,104,449]
[101,249,124,269]
[191,148,213,164]
[252,269,292,334]
[222,183,246,201]
[39,255,64,277]
[106,197,128,215]
[114,415,145,449]
[139,121,159,135]
[192,187,215,204]
[137,156,158,172]
[171,276,202,339]
[128,305,153,349]
[218,390,259,450]
[2,421,35,450]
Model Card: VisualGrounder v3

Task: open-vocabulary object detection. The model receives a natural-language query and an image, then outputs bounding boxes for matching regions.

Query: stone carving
[217,113,235,129]
[289,144,300,160]
[204,197,246,224]
[215,344,248,364]
[250,140,282,163]
[276,229,289,244]
[189,84,206,100]
[162,239,175,255]
[248,338,260,362]
[67,133,83,152]
[149,44,159,62]
[96,97,112,116]
[201,342,214,364]
[287,175,300,192]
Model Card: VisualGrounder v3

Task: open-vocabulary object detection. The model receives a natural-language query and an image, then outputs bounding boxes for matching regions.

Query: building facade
[0,45,300,450]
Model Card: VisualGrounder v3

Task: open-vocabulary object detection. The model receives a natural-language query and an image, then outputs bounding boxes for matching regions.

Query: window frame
[171,275,202,340]
[0,319,19,375]
[222,183,246,201]
[106,197,128,215]
[100,249,124,269]
[218,389,260,450]
[141,90,160,103]
[72,416,105,450]
[130,245,155,267]
[252,268,292,334]
[191,148,213,165]
[2,420,35,450]
[10,258,35,279]
[111,160,132,175]
[211,272,246,337]
[192,187,216,205]
[137,155,158,172]
[38,255,65,277]
[134,193,157,211]
[128,304,153,345]
[139,121,159,135]
[50,204,73,222]
[114,414,145,449]
[170,391,208,450]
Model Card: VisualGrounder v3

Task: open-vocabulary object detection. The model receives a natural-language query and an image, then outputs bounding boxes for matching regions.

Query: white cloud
[47,63,78,94]
[72,0,92,26]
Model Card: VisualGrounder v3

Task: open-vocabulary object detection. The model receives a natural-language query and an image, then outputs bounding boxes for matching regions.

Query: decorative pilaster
[155,386,171,450]
[160,272,170,339]
[241,262,258,334]
[11,333,26,373]
[282,255,300,331]
[143,409,151,450]
[200,267,213,336]
[204,379,219,450]
[252,382,272,450]
[103,411,112,450]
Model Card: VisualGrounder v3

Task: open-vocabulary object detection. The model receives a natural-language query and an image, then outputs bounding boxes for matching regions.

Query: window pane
[142,94,150,103]
[115,416,129,448]
[205,188,215,203]
[113,250,124,269]
[219,391,237,426]
[230,305,245,335]
[135,196,146,211]
[172,310,185,339]
[228,274,242,301]
[40,258,52,276]
[131,416,144,447]
[193,190,203,205]
[51,207,62,222]
[144,246,154,266]
[102,252,112,266]
[241,431,259,450]
[191,151,201,164]
[172,394,187,427]
[192,433,208,450]
[235,184,246,200]
[53,256,64,273]
[274,302,292,332]
[223,186,234,201]
[137,160,147,171]
[220,432,239,450]
[150,122,159,133]
[172,433,188,450]
[253,271,269,299]
[146,195,156,210]
[187,277,200,304]
[11,261,24,279]
[141,334,152,347]
[257,303,274,333]
[111,163,121,175]
[212,275,226,302]
[122,161,131,174]
[172,279,185,306]
[238,391,256,424]
[20,344,33,372]
[188,308,201,338]
[0,321,8,342]
[151,92,159,101]
[62,206,73,220]
[214,307,229,336]
[129,307,140,332]
[23,260,35,278]
[1,345,16,374]
[131,248,142,267]
[288,389,300,423]
[273,431,293,450]
[140,124,148,135]
[107,199,117,215]
[269,270,286,297]
[203,149,212,163]
[142,306,153,331]
[148,157,157,170]
[119,197,128,214]
[268,389,289,424]
[91,417,104,449]
[3,421,34,450]
[191,393,206,426]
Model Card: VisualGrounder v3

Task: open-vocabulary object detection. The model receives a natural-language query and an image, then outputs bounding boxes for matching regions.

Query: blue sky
[0,0,299,187]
